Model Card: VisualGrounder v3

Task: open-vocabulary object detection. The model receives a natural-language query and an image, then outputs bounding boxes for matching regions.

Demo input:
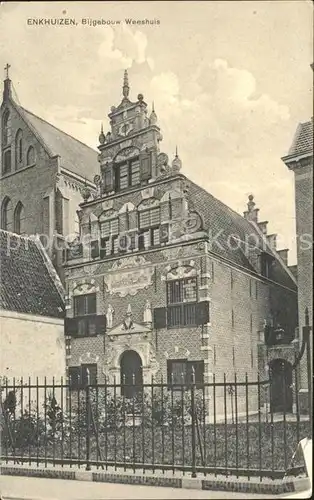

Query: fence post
[191,366,197,478]
[85,369,91,471]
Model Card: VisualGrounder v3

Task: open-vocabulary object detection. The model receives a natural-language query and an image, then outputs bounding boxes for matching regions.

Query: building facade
[282,116,313,409]
[0,73,98,282]
[64,72,298,415]
[0,230,66,383]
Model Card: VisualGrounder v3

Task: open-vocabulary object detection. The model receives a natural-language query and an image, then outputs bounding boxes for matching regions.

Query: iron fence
[0,369,310,480]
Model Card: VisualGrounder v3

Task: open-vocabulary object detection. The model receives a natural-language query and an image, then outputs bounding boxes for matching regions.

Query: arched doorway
[120,350,143,399]
[269,359,293,413]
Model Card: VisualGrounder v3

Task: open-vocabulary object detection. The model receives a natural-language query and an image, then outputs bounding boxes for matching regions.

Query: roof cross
[4,63,11,79]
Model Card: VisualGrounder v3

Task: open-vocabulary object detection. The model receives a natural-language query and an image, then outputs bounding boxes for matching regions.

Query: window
[167,278,197,327]
[14,201,26,234]
[115,157,141,191]
[99,214,119,258]
[167,359,204,388]
[2,149,11,174]
[261,253,273,278]
[138,207,161,250]
[139,208,160,229]
[73,293,97,337]
[2,110,11,146]
[1,197,13,231]
[100,218,119,238]
[69,364,97,390]
[26,146,36,166]
[15,130,23,169]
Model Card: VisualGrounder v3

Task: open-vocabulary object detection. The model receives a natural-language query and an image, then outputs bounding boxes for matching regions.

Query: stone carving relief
[79,352,100,364]
[141,187,155,199]
[106,304,115,329]
[163,263,197,281]
[114,146,139,162]
[104,256,154,297]
[72,282,96,296]
[122,304,134,331]
[143,301,152,325]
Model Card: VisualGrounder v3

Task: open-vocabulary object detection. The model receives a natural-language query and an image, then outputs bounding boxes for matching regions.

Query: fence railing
[0,371,311,480]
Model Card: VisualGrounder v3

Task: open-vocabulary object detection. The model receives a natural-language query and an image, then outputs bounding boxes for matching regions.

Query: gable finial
[122,69,130,98]
[175,145,178,157]
[4,63,11,80]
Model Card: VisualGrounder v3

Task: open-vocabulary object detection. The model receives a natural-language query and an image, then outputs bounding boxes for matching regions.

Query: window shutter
[95,315,107,334]
[139,152,152,181]
[196,301,210,325]
[103,166,114,193]
[65,317,77,336]
[160,223,169,243]
[91,240,100,259]
[153,307,167,329]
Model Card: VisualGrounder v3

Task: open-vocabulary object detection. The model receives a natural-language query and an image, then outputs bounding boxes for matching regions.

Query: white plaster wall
[0,311,66,384]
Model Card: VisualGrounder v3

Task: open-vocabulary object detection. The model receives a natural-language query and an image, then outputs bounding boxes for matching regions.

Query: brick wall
[294,164,313,388]
[1,101,57,236]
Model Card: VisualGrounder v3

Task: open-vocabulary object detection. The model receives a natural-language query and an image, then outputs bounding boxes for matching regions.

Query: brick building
[64,71,298,415]
[0,230,65,383]
[0,70,97,282]
[282,116,313,409]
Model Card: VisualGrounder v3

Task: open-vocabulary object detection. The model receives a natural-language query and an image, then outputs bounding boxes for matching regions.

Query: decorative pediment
[137,198,159,210]
[108,321,152,337]
[73,282,96,296]
[99,208,117,221]
[165,264,197,281]
[114,146,139,162]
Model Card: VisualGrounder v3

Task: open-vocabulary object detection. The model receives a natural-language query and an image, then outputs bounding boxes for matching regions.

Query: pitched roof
[187,178,296,289]
[0,230,64,318]
[287,119,313,157]
[15,104,99,182]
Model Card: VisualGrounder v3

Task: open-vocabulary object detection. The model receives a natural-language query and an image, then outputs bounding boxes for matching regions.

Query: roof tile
[0,230,64,318]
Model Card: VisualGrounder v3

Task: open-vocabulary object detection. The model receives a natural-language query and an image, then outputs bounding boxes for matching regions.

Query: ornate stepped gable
[69,71,298,289]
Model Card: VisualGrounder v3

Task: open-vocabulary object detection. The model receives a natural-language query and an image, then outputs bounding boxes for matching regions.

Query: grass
[2,420,311,476]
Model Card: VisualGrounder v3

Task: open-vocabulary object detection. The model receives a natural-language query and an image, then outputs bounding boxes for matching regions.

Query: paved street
[0,476,286,500]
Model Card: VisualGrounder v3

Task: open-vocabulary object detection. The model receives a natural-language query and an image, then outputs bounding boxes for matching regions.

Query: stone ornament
[122,304,134,331]
[143,300,152,324]
[104,256,154,298]
[106,304,115,329]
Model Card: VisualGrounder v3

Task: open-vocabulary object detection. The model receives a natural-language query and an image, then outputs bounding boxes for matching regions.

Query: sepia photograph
[0,1,313,499]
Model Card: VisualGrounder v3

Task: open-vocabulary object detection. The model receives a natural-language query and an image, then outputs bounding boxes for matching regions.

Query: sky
[0,1,313,265]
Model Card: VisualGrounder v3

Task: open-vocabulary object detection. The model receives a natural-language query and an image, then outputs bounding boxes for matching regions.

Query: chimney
[266,234,277,251]
[258,221,268,235]
[277,249,289,266]
[243,194,259,223]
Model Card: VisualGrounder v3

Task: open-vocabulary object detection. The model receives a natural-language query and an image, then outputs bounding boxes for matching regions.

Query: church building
[63,71,299,415]
[0,66,98,282]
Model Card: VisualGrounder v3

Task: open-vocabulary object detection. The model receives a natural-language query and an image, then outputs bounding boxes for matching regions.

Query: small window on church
[1,197,13,231]
[26,146,36,166]
[15,130,23,169]
[2,149,12,174]
[14,201,26,234]
[2,110,11,146]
